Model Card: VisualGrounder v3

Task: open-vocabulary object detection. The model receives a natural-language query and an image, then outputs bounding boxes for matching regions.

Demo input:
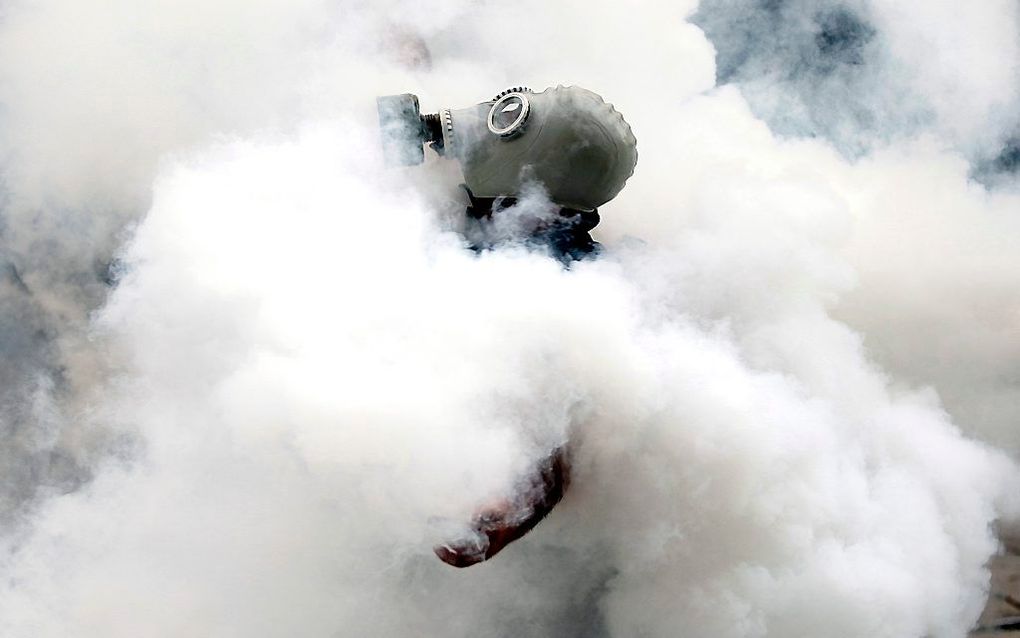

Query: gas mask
[377,86,638,212]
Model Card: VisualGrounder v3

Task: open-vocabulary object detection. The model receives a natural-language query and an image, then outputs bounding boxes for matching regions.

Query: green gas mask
[377,86,638,212]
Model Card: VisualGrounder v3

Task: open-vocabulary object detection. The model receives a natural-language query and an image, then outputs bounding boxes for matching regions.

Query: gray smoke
[692,0,1020,172]
[0,1,1018,637]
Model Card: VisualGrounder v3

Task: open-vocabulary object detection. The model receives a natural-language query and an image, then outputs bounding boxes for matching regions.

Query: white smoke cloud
[870,0,1020,152]
[0,1,1018,637]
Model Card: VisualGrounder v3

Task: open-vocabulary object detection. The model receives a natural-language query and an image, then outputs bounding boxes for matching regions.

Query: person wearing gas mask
[377,85,638,566]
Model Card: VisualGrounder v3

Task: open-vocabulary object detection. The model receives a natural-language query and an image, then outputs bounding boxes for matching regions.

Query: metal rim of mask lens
[487,93,531,137]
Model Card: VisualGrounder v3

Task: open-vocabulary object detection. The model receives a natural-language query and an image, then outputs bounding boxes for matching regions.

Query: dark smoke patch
[971,135,1020,188]
[700,0,875,84]
[0,267,91,527]
[97,257,125,288]
[814,7,875,69]
[0,206,126,529]
[692,0,1020,178]
[996,139,1020,173]
[987,136,1020,177]
[690,0,935,155]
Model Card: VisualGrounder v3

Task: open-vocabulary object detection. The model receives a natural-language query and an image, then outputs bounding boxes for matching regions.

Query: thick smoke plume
[0,1,1018,637]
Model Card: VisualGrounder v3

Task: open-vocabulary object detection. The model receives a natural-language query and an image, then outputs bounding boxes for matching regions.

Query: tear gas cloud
[0,1,1019,636]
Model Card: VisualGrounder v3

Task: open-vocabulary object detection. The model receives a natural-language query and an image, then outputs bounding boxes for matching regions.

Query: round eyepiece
[487,93,530,137]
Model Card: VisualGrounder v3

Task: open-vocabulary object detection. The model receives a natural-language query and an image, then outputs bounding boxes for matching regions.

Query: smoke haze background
[0,0,1018,636]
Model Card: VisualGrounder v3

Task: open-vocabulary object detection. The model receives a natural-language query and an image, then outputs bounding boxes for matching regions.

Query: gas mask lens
[487,93,530,137]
